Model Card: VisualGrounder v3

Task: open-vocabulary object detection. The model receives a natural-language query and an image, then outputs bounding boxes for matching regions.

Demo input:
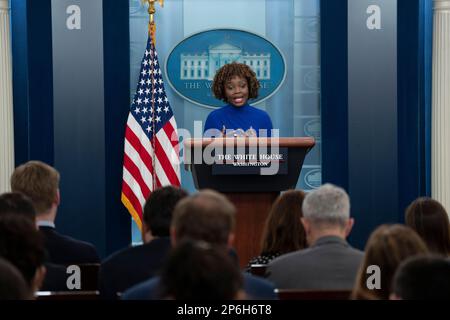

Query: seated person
[0,192,36,224]
[156,240,245,300]
[351,224,429,300]
[99,186,188,299]
[0,257,31,300]
[391,255,450,299]
[0,215,46,296]
[267,184,363,290]
[405,197,450,256]
[11,161,100,265]
[122,190,277,300]
[0,192,66,291]
[204,62,273,137]
[246,190,307,270]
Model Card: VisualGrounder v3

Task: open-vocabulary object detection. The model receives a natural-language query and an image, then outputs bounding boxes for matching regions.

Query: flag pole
[144,0,164,191]
[145,0,164,45]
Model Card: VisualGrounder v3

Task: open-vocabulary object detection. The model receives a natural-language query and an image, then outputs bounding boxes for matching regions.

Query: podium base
[224,192,279,269]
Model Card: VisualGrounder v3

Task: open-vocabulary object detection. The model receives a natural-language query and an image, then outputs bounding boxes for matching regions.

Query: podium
[184,137,315,267]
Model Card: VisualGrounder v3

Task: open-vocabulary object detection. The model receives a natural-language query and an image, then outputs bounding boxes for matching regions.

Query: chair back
[249,264,268,278]
[275,289,352,300]
[36,291,100,300]
[77,263,100,291]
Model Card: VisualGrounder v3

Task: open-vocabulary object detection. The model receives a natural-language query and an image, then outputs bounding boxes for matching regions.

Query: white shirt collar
[37,220,55,228]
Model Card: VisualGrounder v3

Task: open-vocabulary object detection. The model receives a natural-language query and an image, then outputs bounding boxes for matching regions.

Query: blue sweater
[204,103,273,137]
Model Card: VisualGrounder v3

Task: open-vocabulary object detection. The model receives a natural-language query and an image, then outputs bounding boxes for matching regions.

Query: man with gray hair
[267,183,363,290]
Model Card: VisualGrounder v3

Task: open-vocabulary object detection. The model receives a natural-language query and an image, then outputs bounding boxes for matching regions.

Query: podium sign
[212,147,288,175]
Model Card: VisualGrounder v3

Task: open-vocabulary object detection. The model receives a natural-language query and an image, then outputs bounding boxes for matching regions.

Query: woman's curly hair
[212,62,260,102]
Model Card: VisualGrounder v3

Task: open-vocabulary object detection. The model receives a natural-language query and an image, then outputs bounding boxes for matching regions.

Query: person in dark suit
[0,215,47,296]
[99,186,188,299]
[267,183,364,290]
[122,190,277,300]
[0,191,68,291]
[10,161,100,265]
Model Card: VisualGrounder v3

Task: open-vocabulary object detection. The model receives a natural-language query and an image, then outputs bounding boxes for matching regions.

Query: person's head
[158,240,245,300]
[10,161,60,218]
[212,62,259,107]
[141,186,188,243]
[0,215,46,293]
[391,255,450,300]
[171,190,236,248]
[352,224,429,300]
[301,183,353,244]
[260,190,307,255]
[405,197,450,256]
[0,257,32,300]
[0,192,36,224]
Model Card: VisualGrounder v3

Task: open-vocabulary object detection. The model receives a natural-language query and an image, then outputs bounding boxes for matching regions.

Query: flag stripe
[121,182,143,217]
[123,167,146,208]
[153,154,171,186]
[154,136,180,185]
[123,152,151,199]
[166,118,179,148]
[127,116,154,168]
[124,138,153,191]
[159,122,180,165]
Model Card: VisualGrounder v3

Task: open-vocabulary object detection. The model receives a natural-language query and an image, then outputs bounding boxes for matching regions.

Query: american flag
[121,35,180,229]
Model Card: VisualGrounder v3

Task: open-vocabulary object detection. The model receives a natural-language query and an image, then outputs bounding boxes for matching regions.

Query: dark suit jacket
[39,226,100,265]
[267,236,364,290]
[121,273,277,300]
[99,237,171,299]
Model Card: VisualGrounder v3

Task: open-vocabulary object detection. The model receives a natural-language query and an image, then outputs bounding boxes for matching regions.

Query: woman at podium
[204,62,273,137]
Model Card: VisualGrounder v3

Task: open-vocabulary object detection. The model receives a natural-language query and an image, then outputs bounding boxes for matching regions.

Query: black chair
[249,264,268,278]
[275,289,352,300]
[36,291,100,300]
[77,263,100,291]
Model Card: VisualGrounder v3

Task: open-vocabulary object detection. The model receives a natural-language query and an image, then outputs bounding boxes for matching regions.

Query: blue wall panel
[11,0,54,166]
[321,0,432,249]
[11,0,131,258]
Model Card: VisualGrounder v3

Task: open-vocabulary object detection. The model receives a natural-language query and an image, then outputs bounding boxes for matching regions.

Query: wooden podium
[184,137,315,267]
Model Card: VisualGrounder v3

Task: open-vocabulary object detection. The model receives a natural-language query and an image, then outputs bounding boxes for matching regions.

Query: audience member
[352,224,429,300]
[0,257,31,300]
[246,190,307,269]
[0,215,46,295]
[0,192,36,223]
[99,186,188,299]
[405,197,450,256]
[267,183,363,290]
[0,191,67,291]
[11,161,99,264]
[157,240,245,300]
[391,255,450,300]
[122,190,277,300]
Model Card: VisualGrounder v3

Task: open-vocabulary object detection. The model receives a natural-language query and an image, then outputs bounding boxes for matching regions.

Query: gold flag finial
[142,0,164,44]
